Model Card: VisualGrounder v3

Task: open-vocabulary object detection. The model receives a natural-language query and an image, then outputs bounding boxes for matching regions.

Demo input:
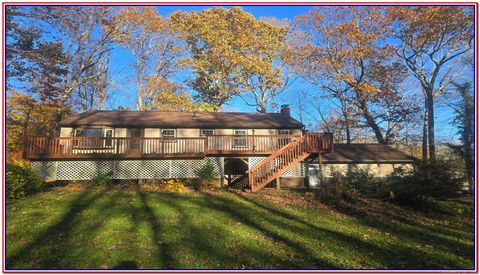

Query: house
[24,105,413,192]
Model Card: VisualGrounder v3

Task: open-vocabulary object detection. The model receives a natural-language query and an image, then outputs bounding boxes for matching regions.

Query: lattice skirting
[248,157,306,178]
[31,157,224,181]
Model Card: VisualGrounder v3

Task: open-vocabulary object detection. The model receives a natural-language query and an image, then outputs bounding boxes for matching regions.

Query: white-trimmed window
[233,130,248,147]
[161,129,176,137]
[73,127,106,148]
[200,129,215,136]
[278,129,291,135]
[277,129,292,148]
[128,128,144,138]
[74,128,82,138]
[74,127,103,137]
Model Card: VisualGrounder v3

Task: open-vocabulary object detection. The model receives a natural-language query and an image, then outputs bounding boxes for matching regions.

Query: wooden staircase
[246,133,332,193]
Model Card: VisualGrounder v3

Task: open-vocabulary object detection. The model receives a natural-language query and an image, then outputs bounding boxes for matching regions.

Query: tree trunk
[462,86,474,195]
[137,78,144,111]
[258,102,267,113]
[137,95,143,111]
[422,105,429,163]
[465,146,474,195]
[99,96,105,110]
[342,107,352,144]
[357,98,386,144]
[20,109,32,157]
[426,90,436,162]
[345,124,351,144]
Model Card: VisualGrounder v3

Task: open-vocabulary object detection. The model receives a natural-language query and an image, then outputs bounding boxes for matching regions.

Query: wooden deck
[23,134,333,160]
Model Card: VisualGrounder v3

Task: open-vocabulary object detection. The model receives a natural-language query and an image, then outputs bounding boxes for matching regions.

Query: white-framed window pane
[200,129,215,136]
[161,129,176,137]
[234,138,247,147]
[75,128,103,137]
[129,128,144,137]
[278,129,291,135]
[74,128,103,148]
[86,128,103,137]
[234,130,247,147]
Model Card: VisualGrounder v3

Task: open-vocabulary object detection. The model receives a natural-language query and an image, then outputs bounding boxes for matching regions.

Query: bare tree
[108,7,183,111]
[287,7,417,144]
[31,6,115,109]
[390,6,474,161]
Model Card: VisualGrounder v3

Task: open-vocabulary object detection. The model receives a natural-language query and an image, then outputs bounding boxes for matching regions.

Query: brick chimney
[280,104,291,117]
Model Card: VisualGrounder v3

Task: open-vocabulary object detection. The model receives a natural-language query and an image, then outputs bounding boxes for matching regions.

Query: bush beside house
[194,161,219,191]
[6,161,43,199]
[317,160,465,208]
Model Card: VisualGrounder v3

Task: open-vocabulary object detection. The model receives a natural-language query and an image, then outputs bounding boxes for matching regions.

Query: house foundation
[31,157,224,182]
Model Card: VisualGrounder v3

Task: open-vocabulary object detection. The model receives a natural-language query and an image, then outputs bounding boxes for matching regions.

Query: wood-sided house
[24,105,413,192]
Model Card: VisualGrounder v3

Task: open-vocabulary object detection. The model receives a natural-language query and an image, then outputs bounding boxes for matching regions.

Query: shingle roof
[59,110,304,129]
[319,144,415,164]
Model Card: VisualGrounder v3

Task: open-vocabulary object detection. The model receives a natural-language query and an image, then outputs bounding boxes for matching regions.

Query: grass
[6,187,475,269]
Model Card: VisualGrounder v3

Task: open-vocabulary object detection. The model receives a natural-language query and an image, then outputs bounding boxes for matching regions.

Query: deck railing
[205,135,294,154]
[23,133,333,159]
[23,137,206,159]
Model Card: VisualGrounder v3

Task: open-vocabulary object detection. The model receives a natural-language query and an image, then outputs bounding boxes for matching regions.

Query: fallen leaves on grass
[232,189,328,209]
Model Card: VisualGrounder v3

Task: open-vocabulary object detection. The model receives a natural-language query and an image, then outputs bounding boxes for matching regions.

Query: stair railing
[246,133,331,192]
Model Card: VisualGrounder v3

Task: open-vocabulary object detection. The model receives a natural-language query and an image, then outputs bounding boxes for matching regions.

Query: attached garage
[308,144,415,187]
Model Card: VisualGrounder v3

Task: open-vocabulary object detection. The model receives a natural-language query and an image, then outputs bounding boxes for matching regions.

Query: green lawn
[6,187,474,269]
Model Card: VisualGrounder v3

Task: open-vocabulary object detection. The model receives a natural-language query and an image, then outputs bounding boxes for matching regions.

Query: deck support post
[318,153,323,185]
[220,171,225,188]
[276,177,281,190]
[305,161,311,190]
[220,177,225,187]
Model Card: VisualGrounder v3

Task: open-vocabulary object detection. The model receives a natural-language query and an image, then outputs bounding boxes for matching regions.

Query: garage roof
[318,144,416,164]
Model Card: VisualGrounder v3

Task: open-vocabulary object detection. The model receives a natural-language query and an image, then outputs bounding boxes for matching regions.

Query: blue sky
[107,5,320,115]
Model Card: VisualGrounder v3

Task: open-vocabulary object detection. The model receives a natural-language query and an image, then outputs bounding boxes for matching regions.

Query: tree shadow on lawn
[318,197,475,267]
[7,188,473,269]
[110,190,473,269]
[9,189,257,269]
[355,218,474,268]
[149,193,251,268]
[335,197,474,239]
[7,189,148,269]
[7,187,104,268]
[197,192,398,268]
[137,191,177,268]
[224,191,474,269]
[158,193,308,268]
[113,261,138,269]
